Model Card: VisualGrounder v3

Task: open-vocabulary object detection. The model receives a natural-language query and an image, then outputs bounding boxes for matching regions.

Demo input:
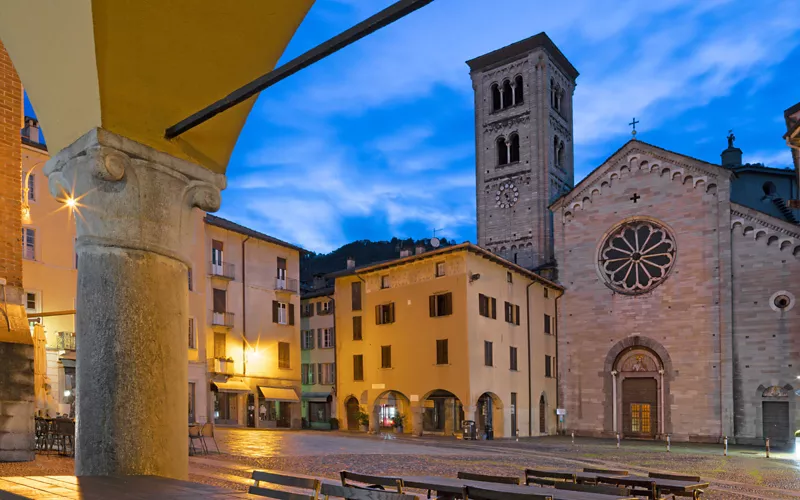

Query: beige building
[300,281,336,429]
[334,244,562,438]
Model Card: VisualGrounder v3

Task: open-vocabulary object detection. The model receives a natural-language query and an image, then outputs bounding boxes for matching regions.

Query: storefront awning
[301,392,331,402]
[259,386,299,402]
[212,380,251,393]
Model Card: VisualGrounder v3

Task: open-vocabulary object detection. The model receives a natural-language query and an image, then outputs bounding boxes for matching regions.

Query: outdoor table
[542,469,708,497]
[401,475,637,500]
[0,475,255,499]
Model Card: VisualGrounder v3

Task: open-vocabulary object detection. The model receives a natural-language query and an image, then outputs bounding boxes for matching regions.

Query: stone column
[44,128,225,479]
[410,406,423,437]
[444,400,454,435]
[611,370,618,433]
[369,406,380,434]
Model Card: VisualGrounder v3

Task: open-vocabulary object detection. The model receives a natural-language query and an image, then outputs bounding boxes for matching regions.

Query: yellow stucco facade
[335,244,561,438]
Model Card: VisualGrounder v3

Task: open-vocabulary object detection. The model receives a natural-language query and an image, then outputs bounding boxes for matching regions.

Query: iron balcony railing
[210,310,234,328]
[274,277,299,293]
[208,358,235,375]
[208,261,235,280]
[56,331,76,351]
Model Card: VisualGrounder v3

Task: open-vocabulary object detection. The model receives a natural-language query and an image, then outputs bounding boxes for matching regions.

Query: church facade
[469,34,799,446]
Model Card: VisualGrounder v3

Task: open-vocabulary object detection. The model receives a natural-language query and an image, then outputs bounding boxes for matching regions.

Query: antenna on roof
[431,228,444,248]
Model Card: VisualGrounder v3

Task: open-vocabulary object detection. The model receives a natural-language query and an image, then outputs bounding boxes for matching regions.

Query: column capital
[611,370,618,376]
[44,128,226,266]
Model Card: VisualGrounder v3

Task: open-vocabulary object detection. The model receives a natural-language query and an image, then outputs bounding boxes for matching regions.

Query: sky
[25,0,800,254]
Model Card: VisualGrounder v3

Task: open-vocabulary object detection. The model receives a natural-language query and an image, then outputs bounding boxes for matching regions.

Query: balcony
[274,277,299,294]
[208,357,235,376]
[211,310,234,328]
[208,261,235,280]
[56,331,76,351]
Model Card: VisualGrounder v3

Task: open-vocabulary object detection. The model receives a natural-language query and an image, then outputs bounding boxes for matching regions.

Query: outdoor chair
[554,482,632,496]
[54,418,75,457]
[34,418,51,452]
[201,422,221,453]
[597,476,657,500]
[340,471,405,493]
[461,485,552,500]
[524,469,576,487]
[189,423,206,455]
[457,472,520,485]
[248,470,321,499]
[321,483,416,499]
[648,473,704,499]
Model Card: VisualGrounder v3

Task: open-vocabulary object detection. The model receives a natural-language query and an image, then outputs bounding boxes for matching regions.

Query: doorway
[345,397,360,430]
[510,393,517,437]
[622,378,657,438]
[762,401,790,448]
[539,394,546,434]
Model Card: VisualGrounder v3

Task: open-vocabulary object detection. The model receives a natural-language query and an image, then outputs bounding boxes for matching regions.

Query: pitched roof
[301,287,335,300]
[204,214,305,253]
[466,32,579,80]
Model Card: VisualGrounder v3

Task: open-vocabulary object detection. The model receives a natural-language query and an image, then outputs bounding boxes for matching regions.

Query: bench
[248,470,321,499]
[524,469,576,487]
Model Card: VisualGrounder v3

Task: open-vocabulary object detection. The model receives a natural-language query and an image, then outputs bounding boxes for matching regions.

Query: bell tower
[467,32,578,271]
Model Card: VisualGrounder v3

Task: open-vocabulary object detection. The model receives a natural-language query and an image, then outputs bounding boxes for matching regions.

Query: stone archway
[476,392,504,438]
[372,390,411,434]
[613,348,664,438]
[344,396,360,431]
[539,393,547,434]
[421,389,465,436]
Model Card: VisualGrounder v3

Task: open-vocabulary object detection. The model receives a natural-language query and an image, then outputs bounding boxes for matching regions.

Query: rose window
[598,220,676,294]
[495,182,519,209]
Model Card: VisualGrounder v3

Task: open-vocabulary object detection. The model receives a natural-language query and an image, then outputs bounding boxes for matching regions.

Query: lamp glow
[64,390,71,397]
[65,197,77,209]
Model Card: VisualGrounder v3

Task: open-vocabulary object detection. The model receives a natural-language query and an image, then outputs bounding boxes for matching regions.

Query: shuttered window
[376,303,395,325]
[544,314,551,334]
[352,316,362,340]
[213,289,226,313]
[429,292,453,317]
[436,339,448,365]
[278,342,290,369]
[510,346,518,371]
[545,354,553,378]
[351,282,362,311]
[353,355,364,381]
[484,341,493,367]
[381,345,392,369]
[214,332,226,358]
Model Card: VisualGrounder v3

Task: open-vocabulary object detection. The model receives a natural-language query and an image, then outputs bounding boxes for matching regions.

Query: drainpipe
[325,292,336,419]
[554,288,563,434]
[242,236,250,376]
[526,281,534,437]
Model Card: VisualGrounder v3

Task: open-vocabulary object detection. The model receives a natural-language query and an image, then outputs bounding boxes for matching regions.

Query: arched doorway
[476,392,504,438]
[374,391,410,432]
[613,348,663,438]
[345,396,360,431]
[539,394,547,434]
[422,389,464,436]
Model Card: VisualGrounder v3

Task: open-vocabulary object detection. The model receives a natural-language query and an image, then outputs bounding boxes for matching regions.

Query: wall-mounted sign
[371,383,386,390]
[556,408,566,415]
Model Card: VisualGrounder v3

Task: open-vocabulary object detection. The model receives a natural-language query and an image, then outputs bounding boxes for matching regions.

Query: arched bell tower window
[502,80,513,109]
[557,140,564,168]
[553,136,560,167]
[514,75,524,105]
[491,83,501,112]
[497,136,508,166]
[509,133,520,163]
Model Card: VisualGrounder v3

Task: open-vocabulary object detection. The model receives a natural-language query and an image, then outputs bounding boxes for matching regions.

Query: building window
[497,136,508,166]
[320,328,335,348]
[188,268,193,291]
[273,301,294,325]
[507,271,513,283]
[544,288,549,299]
[381,345,392,369]
[510,346,518,371]
[436,339,449,365]
[491,83,501,111]
[352,316,362,341]
[381,276,390,289]
[26,173,35,201]
[214,332,226,358]
[211,240,224,267]
[22,227,35,260]
[504,302,520,325]
[302,330,315,350]
[188,382,196,423]
[301,302,314,317]
[484,341,493,367]
[213,288,226,313]
[479,294,496,319]
[509,133,520,163]
[320,363,335,385]
[188,317,196,349]
[25,292,37,312]
[353,355,364,381]
[429,292,453,317]
[435,262,445,277]
[318,300,332,315]
[544,314,551,334]
[302,363,315,385]
[276,257,287,285]
[376,303,395,325]
[502,79,513,108]
[278,342,290,369]
[514,75,524,104]
[351,281,362,311]
[545,354,553,378]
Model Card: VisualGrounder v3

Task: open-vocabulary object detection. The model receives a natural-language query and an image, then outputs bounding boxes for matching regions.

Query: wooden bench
[462,485,552,500]
[583,468,629,476]
[457,472,521,485]
[648,473,704,499]
[555,481,632,496]
[597,476,657,500]
[524,469,576,487]
[321,483,417,499]
[248,470,321,499]
[341,471,405,493]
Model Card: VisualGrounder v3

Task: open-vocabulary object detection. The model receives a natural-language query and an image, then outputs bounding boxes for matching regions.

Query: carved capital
[44,128,226,266]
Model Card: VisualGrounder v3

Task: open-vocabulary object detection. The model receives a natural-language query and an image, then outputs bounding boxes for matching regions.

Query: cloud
[746,149,794,169]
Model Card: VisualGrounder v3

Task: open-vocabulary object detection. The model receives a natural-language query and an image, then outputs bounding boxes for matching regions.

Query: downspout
[526,281,534,437]
[325,293,336,413]
[242,236,251,376]
[554,288,563,434]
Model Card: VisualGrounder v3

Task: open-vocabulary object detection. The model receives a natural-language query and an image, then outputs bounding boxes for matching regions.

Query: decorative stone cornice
[549,114,571,141]
[44,128,226,266]
[730,203,800,256]
[483,111,530,134]
[482,59,527,82]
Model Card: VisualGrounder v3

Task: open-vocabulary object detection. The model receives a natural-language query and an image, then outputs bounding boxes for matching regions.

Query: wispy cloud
[746,149,794,168]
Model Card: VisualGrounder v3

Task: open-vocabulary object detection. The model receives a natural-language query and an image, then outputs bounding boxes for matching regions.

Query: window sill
[301,347,314,351]
[497,160,521,168]
[320,346,334,350]
[379,367,394,371]
[352,338,363,342]
[435,363,451,367]
[510,369,519,372]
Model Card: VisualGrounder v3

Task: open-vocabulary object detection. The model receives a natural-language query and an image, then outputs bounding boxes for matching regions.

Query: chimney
[312,274,327,290]
[21,116,39,144]
[720,130,742,168]
[415,244,425,255]
[346,257,355,270]
[399,249,411,258]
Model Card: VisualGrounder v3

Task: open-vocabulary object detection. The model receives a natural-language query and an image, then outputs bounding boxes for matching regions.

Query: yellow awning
[212,380,251,393]
[259,387,299,402]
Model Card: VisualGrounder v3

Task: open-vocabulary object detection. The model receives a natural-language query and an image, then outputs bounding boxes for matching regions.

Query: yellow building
[334,243,562,439]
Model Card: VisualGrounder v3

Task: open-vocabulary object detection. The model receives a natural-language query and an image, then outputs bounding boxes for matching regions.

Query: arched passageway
[476,392,504,438]
[422,389,464,436]
[344,396,360,430]
[374,391,410,431]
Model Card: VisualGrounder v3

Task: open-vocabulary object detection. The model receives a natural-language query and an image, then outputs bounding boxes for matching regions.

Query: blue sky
[26,0,800,253]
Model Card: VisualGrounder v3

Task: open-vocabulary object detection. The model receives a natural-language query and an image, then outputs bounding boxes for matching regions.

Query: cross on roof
[629,117,639,139]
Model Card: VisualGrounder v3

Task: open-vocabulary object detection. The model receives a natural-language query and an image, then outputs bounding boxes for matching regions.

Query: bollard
[516,429,519,443]
[723,436,728,456]
[571,431,575,445]
[766,438,770,458]
[616,433,620,448]
[667,434,671,453]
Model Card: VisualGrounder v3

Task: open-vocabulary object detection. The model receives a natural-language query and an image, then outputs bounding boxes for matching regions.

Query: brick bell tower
[467,33,578,274]
[0,39,34,462]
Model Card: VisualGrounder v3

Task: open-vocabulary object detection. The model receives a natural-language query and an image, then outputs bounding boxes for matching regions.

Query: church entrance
[622,378,657,438]
[762,401,790,448]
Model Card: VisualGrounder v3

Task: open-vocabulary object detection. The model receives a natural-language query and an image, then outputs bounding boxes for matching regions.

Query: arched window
[514,75,524,105]
[763,181,777,197]
[497,137,508,166]
[553,136,560,166]
[509,133,520,163]
[557,141,565,168]
[550,78,556,108]
[502,80,513,109]
[491,83,501,112]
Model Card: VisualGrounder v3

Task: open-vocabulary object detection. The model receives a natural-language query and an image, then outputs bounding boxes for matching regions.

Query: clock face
[495,182,519,209]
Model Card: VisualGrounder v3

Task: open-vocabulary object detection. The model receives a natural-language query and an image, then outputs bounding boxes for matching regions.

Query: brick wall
[0,40,23,287]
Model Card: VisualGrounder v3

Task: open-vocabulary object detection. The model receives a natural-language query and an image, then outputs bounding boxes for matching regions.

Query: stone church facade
[469,35,799,446]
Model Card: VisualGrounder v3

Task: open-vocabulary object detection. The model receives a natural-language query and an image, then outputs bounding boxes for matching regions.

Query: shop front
[302,393,333,429]
[257,386,301,429]
[211,380,251,426]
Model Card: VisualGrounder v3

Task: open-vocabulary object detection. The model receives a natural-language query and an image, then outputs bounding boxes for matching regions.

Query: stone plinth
[44,128,225,478]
